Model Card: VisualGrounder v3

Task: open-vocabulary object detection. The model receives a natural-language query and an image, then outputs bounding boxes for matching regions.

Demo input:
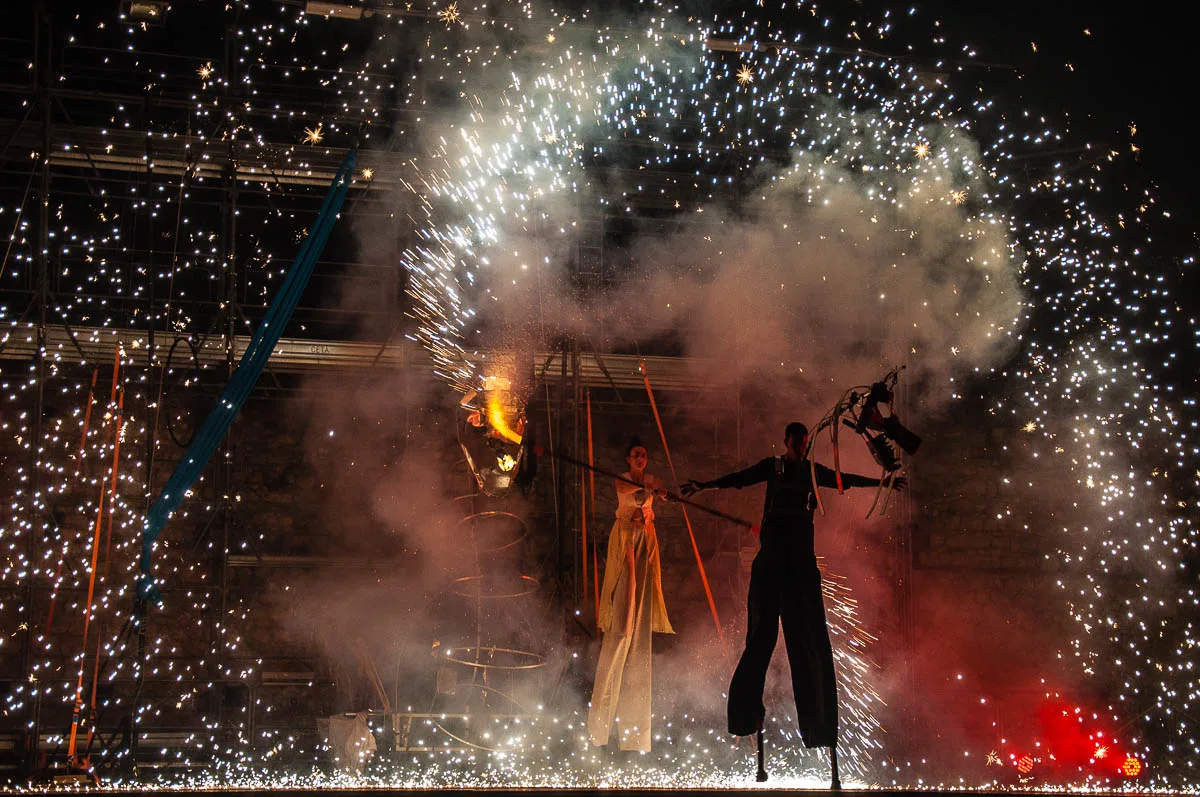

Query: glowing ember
[438,2,461,25]
[303,122,324,145]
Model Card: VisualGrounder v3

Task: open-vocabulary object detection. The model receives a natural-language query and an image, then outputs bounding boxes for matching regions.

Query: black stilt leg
[756,727,768,782]
[830,744,842,790]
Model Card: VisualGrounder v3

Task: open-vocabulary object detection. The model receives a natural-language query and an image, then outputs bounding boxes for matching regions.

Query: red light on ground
[1121,756,1142,777]
[1015,755,1034,774]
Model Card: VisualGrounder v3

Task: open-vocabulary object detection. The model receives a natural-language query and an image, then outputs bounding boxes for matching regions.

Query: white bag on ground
[325,711,377,775]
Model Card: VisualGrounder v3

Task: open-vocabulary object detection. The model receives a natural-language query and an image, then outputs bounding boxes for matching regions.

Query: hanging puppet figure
[683,422,905,782]
[588,438,675,752]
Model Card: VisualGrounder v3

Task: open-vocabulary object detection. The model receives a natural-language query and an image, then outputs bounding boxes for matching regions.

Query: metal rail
[0,323,736,389]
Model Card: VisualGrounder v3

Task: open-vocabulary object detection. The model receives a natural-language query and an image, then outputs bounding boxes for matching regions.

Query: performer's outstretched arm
[681,457,773,496]
[815,462,907,491]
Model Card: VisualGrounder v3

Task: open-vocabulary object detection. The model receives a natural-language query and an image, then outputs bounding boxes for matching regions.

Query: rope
[865,469,896,519]
[637,361,730,661]
[148,115,195,482]
[541,379,559,564]
[586,390,599,630]
[831,401,844,494]
[76,368,99,475]
[84,379,125,760]
[67,347,122,763]
[45,368,100,633]
[579,405,589,618]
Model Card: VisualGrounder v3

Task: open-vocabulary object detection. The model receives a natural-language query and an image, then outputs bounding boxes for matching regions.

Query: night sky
[941,1,1198,247]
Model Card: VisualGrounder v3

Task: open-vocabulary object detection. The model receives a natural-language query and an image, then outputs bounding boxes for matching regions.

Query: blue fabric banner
[138,151,357,604]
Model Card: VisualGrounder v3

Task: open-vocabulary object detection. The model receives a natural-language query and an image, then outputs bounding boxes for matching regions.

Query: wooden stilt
[830,744,842,790]
[756,727,768,782]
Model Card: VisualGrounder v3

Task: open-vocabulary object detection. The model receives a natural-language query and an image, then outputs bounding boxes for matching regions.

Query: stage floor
[17,711,1165,792]
[33,787,1184,796]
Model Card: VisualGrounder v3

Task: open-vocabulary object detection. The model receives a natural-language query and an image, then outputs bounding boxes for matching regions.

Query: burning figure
[458,383,535,497]
[587,439,675,752]
[682,422,905,783]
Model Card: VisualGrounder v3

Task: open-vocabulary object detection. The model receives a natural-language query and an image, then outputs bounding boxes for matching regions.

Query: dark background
[0,0,1195,784]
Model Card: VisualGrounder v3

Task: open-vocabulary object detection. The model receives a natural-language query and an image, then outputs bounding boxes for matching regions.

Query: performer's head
[626,437,649,472]
[784,422,809,455]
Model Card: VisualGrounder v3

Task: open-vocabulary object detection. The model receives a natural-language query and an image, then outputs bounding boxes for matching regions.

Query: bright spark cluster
[0,0,1194,788]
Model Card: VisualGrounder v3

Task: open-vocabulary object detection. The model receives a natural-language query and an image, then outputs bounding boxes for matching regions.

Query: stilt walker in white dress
[587,439,675,752]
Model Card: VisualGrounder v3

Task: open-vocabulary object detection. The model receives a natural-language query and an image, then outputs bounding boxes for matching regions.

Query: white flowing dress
[587,474,675,751]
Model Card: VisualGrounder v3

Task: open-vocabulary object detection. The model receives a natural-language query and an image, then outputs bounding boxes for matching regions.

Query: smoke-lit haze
[277,2,1039,782]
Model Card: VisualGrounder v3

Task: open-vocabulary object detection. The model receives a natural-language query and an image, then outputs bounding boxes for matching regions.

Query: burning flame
[487,397,523,444]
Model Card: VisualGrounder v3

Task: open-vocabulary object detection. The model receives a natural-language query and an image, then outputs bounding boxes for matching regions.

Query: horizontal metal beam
[0,324,736,390]
[535,350,733,392]
[0,324,409,373]
[0,120,392,190]
[0,120,738,207]
[227,554,378,568]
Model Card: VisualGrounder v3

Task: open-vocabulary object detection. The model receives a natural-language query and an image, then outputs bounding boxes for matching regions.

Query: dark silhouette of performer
[682,422,905,752]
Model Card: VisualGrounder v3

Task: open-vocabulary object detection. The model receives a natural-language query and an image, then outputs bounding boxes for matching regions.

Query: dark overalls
[709,456,874,747]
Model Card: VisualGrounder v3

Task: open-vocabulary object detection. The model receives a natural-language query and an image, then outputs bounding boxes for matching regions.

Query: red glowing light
[1121,756,1142,777]
[1015,755,1034,774]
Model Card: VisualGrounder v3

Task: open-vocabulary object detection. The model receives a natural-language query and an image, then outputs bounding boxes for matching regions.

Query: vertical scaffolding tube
[216,17,240,736]
[24,2,52,774]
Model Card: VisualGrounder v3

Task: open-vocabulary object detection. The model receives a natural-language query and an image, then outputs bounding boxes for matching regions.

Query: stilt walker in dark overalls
[683,422,904,787]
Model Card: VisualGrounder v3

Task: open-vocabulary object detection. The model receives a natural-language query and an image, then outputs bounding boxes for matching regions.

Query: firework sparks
[1,0,1195,788]
[438,2,461,26]
[303,122,324,145]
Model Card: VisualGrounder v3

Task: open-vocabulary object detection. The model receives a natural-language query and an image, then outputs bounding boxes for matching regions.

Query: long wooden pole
[534,445,758,533]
